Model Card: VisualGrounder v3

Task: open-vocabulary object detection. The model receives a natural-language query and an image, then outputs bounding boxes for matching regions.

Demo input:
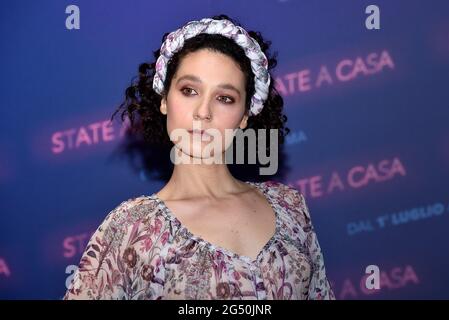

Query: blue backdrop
[1,0,449,299]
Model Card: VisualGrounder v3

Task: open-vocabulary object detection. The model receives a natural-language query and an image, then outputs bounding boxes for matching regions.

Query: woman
[64,14,334,300]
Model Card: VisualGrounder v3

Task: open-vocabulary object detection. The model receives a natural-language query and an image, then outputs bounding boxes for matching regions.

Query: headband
[152,17,271,116]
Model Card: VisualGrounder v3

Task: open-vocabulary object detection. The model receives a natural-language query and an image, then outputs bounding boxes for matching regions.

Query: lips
[188,129,210,137]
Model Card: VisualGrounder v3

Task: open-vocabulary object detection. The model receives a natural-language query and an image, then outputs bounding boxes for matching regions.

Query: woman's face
[160,48,249,161]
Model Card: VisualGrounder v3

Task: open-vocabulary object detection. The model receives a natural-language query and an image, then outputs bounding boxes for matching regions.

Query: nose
[193,96,212,121]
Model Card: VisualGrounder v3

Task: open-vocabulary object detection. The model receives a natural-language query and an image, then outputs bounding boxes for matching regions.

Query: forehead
[174,49,246,87]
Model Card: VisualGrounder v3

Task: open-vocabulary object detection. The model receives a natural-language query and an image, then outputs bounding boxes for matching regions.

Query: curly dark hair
[112,13,289,141]
[110,14,290,180]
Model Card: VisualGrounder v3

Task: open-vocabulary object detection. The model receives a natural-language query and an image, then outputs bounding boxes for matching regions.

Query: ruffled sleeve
[63,196,164,300]
[289,187,335,300]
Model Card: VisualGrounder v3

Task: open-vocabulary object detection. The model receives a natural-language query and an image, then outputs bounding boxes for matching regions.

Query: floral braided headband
[152,17,271,116]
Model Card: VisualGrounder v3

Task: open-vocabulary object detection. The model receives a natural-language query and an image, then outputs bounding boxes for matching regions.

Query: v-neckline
[149,180,280,265]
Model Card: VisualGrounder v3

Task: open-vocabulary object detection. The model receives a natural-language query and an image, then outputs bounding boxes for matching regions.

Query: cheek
[218,111,246,130]
[166,99,191,131]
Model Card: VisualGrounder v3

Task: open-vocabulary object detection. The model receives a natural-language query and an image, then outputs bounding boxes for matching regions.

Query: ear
[239,113,249,129]
[160,96,167,115]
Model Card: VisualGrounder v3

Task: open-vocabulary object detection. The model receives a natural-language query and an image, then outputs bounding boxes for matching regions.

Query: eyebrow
[175,74,241,98]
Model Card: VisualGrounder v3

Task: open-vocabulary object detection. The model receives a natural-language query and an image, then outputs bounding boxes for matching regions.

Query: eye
[218,96,235,104]
[180,87,197,96]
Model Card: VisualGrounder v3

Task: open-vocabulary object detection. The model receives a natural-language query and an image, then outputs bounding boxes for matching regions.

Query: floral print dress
[63,180,335,300]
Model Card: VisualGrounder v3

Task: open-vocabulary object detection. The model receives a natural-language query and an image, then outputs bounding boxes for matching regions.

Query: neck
[159,160,247,201]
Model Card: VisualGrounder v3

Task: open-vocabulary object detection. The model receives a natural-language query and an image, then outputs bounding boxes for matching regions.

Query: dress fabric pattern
[63,180,335,300]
